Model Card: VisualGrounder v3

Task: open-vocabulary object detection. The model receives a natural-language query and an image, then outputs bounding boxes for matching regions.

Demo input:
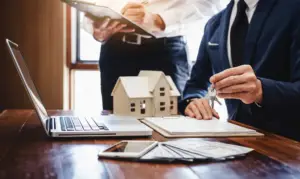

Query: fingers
[122,2,146,24]
[100,18,111,29]
[113,24,127,32]
[185,108,195,118]
[212,108,220,119]
[185,99,218,120]
[123,8,145,24]
[85,13,97,21]
[119,28,136,33]
[123,8,145,17]
[214,73,256,91]
[218,83,256,94]
[121,3,144,14]
[124,15,144,24]
[190,103,202,120]
[93,17,110,29]
[107,20,121,30]
[218,92,253,104]
[195,100,212,120]
[210,65,253,84]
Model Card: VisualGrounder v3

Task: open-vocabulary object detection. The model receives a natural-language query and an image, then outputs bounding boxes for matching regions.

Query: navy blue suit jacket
[180,0,300,141]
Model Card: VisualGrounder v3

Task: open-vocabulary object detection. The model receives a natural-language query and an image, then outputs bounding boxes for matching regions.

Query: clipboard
[141,117,264,138]
[62,0,157,37]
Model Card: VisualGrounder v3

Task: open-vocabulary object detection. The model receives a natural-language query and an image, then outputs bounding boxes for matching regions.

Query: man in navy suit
[179,0,300,141]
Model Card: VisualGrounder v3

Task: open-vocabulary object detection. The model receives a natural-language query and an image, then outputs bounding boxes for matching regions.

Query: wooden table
[0,110,300,179]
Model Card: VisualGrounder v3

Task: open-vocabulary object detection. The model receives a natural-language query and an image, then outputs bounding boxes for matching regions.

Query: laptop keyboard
[60,117,109,131]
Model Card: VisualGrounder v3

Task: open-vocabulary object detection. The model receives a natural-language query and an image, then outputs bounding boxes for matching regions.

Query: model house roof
[112,77,153,98]
[138,71,165,92]
[112,71,181,98]
[166,76,180,97]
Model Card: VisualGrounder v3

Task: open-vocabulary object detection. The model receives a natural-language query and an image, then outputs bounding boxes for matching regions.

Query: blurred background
[0,0,228,119]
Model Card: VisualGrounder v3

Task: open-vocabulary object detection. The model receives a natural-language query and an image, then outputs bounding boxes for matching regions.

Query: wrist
[255,79,263,104]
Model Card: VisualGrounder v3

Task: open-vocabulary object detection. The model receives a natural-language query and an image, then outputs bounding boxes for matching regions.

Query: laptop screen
[6,39,49,131]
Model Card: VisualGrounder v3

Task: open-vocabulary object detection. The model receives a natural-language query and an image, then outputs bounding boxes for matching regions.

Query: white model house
[111,71,180,117]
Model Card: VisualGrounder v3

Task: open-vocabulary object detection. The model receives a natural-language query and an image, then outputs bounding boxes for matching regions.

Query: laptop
[6,39,153,138]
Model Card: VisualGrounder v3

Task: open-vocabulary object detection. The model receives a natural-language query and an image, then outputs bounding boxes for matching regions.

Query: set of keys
[205,86,222,109]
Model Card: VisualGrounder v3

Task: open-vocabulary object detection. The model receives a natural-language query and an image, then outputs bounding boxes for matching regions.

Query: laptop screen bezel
[6,39,50,135]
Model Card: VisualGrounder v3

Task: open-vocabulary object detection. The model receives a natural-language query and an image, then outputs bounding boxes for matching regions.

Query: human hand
[121,2,165,32]
[87,14,135,42]
[210,65,263,104]
[184,99,220,120]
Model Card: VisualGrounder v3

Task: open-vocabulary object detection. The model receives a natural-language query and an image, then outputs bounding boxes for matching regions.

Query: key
[60,117,66,131]
[78,117,92,131]
[86,117,100,131]
[64,117,75,131]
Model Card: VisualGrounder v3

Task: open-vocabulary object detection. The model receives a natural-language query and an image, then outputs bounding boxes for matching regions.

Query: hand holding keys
[184,86,221,120]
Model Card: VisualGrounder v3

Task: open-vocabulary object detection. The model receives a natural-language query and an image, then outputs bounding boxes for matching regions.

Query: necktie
[231,0,249,67]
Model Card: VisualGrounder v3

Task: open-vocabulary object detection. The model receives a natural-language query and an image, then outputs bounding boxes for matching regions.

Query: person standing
[84,0,205,112]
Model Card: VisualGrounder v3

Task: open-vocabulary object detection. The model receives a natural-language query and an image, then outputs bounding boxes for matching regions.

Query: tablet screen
[104,141,156,153]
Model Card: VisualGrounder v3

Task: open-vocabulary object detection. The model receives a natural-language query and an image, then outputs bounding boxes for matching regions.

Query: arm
[258,21,300,107]
[211,9,300,108]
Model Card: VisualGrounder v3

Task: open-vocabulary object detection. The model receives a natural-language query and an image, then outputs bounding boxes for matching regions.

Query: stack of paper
[141,140,253,162]
[142,117,263,137]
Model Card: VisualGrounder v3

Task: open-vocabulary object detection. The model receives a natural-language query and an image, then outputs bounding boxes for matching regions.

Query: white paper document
[140,140,254,162]
[143,116,263,137]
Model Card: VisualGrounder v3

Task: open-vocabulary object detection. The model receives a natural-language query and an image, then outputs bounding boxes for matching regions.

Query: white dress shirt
[227,0,259,67]
[83,0,226,38]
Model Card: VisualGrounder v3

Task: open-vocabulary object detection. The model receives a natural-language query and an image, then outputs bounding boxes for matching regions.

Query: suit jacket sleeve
[178,24,213,113]
[258,17,300,108]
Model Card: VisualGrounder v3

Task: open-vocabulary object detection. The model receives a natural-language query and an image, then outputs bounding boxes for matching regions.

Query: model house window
[160,102,165,106]
[130,102,136,112]
[170,100,174,110]
[160,93,165,96]
[160,107,165,111]
[140,101,146,114]
[160,87,165,91]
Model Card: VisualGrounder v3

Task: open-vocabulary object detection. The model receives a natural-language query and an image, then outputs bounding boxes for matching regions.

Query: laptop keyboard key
[65,117,75,131]
[86,117,100,131]
[72,117,83,131]
[78,117,92,131]
[60,117,66,131]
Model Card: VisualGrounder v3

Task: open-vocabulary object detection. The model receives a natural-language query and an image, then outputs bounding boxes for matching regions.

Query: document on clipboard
[142,116,264,138]
[61,0,157,38]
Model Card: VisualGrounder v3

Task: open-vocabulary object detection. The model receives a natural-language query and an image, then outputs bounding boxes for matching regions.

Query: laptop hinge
[46,117,56,135]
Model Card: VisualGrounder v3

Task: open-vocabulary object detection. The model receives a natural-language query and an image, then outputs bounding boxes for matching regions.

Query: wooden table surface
[0,110,300,179]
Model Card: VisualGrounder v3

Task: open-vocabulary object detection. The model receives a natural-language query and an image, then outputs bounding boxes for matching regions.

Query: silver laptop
[6,39,152,138]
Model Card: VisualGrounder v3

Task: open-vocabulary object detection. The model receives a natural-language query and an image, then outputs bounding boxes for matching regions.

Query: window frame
[67,7,100,110]
[68,9,99,71]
